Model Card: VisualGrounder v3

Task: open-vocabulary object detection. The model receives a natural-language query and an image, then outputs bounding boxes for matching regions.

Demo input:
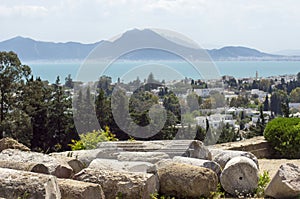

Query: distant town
[72,70,300,144]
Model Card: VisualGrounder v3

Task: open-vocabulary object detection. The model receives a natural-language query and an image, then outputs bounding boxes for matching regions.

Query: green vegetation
[264,117,300,158]
[149,193,175,199]
[69,126,117,150]
[211,183,225,198]
[255,170,271,197]
[0,51,78,153]
[290,87,300,103]
[17,191,30,199]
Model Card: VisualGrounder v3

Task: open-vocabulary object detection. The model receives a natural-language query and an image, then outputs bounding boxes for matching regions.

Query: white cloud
[0,5,48,18]
[1,0,300,51]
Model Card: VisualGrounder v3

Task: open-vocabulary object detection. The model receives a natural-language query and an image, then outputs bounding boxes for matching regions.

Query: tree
[195,125,206,141]
[21,77,51,151]
[270,90,288,116]
[95,88,112,129]
[201,98,212,109]
[210,91,225,108]
[217,123,236,144]
[282,98,290,118]
[64,74,74,88]
[74,86,99,134]
[259,79,271,92]
[97,75,112,95]
[147,72,155,83]
[0,51,31,138]
[263,95,269,111]
[163,92,180,120]
[230,95,249,108]
[46,76,77,152]
[290,87,300,103]
[186,92,200,112]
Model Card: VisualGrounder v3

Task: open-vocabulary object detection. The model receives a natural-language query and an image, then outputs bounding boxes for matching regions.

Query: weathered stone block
[220,156,259,196]
[74,168,158,199]
[265,163,300,199]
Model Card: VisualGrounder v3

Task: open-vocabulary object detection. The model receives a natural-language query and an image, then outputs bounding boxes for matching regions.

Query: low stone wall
[210,136,277,158]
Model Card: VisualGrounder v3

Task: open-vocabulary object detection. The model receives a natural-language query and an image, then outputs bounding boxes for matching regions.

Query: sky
[1,0,300,52]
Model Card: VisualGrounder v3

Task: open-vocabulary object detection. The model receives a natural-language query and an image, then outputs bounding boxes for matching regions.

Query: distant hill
[209,46,279,60]
[0,36,100,61]
[0,29,291,61]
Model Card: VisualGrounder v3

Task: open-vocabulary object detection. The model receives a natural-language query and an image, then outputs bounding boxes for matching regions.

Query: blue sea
[26,61,300,83]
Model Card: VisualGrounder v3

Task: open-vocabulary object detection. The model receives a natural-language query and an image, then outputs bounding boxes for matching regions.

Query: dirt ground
[258,159,300,179]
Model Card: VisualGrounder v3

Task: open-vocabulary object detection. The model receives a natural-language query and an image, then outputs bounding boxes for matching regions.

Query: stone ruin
[0,138,299,199]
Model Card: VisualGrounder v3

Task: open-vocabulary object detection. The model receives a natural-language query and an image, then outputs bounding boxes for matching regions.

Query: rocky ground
[259,159,300,179]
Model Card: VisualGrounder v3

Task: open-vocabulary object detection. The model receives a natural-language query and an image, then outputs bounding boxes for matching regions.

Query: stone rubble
[0,149,73,178]
[0,138,299,199]
[74,168,158,199]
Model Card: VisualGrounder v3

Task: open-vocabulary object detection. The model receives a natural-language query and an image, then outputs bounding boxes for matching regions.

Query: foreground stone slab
[89,158,156,173]
[73,168,158,199]
[0,168,61,199]
[57,178,105,199]
[158,162,218,198]
[210,149,259,169]
[97,140,212,159]
[0,149,73,178]
[117,151,170,164]
[265,163,300,198]
[172,156,222,177]
[0,137,30,152]
[220,156,259,196]
[0,160,49,174]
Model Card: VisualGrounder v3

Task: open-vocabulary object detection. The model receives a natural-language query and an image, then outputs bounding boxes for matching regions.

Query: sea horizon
[26,60,300,83]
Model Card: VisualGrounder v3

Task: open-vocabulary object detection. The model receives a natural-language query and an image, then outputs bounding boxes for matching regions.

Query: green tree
[186,92,200,112]
[74,86,99,134]
[270,90,288,116]
[263,95,269,111]
[64,74,74,89]
[217,123,236,144]
[210,91,225,108]
[97,75,112,95]
[0,51,31,138]
[46,76,77,152]
[95,88,112,129]
[290,87,300,103]
[230,95,249,108]
[21,77,52,151]
[195,125,206,141]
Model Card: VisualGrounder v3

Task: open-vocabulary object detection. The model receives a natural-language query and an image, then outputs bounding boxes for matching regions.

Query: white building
[195,114,236,130]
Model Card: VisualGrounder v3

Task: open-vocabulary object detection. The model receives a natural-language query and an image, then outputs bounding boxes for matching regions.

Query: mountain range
[0,29,296,62]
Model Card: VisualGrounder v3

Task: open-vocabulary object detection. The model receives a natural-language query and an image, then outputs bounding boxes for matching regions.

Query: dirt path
[258,159,300,179]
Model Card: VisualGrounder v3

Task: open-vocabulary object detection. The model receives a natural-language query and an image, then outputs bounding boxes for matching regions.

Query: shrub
[69,126,118,150]
[255,170,271,197]
[264,117,300,158]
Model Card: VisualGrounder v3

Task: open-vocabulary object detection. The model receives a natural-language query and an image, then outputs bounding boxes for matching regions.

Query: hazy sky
[1,0,300,52]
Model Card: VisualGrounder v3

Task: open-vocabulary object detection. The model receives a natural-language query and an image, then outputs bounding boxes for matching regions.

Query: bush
[264,117,300,158]
[69,126,118,150]
[255,171,271,197]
